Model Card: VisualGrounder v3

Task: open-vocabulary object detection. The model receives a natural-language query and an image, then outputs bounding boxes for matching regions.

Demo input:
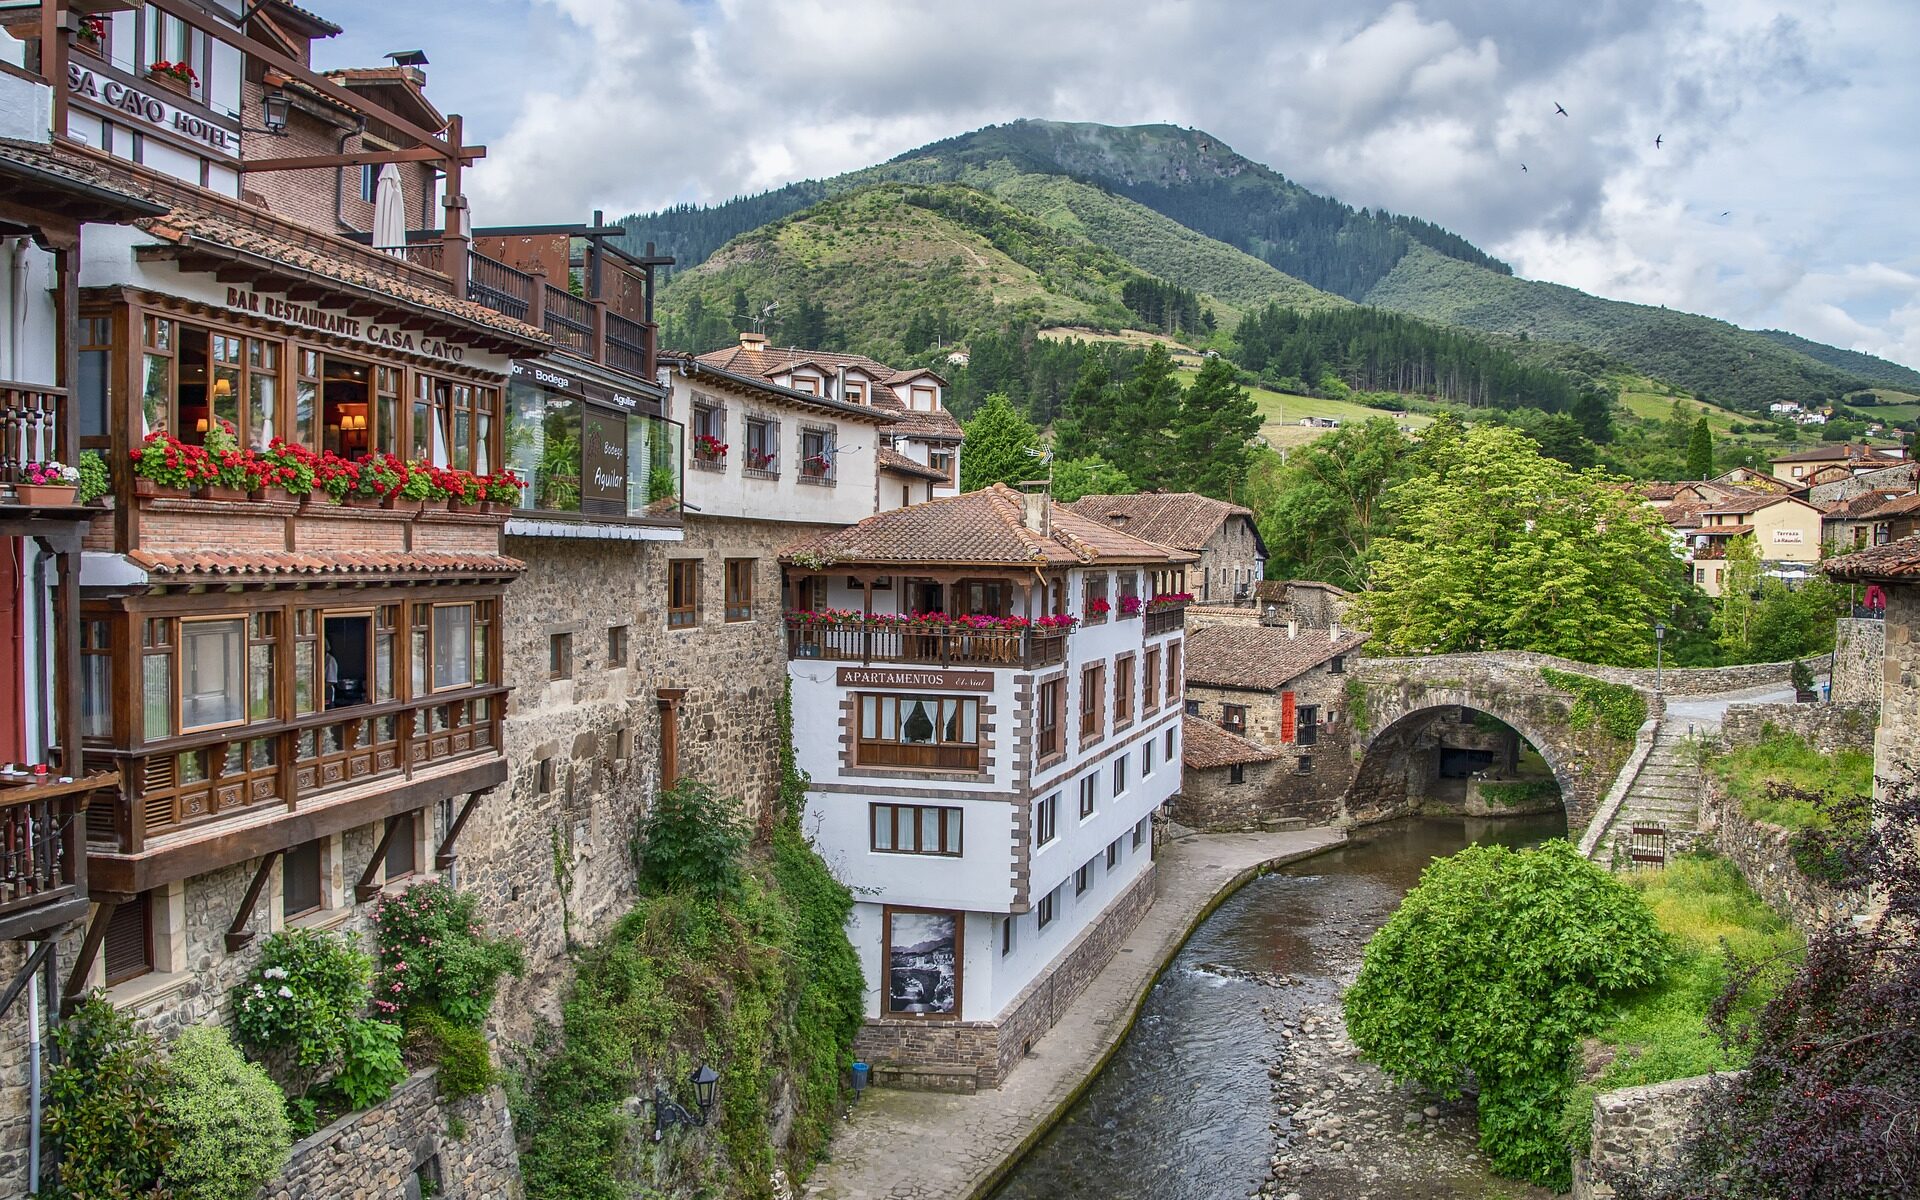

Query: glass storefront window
[509,378,680,519]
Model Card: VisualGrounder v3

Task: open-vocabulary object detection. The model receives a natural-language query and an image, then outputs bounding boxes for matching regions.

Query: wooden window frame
[724,558,755,623]
[1083,572,1109,626]
[177,615,248,735]
[102,892,155,987]
[426,602,478,693]
[1075,861,1091,896]
[1166,641,1181,705]
[282,837,325,921]
[668,559,701,629]
[1080,662,1106,742]
[880,905,964,1021]
[1078,773,1096,820]
[1144,647,1161,712]
[1113,752,1127,797]
[869,804,964,857]
[1037,677,1064,762]
[1132,817,1147,849]
[1229,764,1246,785]
[1037,888,1057,930]
[549,632,573,681]
[855,693,982,773]
[1114,653,1136,728]
[1221,703,1248,735]
[1035,793,1058,847]
[1297,704,1320,746]
[607,624,628,668]
[1105,838,1120,870]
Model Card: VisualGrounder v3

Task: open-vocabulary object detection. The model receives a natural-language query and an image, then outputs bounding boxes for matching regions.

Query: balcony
[0,775,109,940]
[1144,601,1188,637]
[785,614,1070,669]
[0,382,86,512]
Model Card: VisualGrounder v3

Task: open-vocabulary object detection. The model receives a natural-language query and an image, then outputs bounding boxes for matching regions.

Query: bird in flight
[1555,102,1569,117]
[1521,163,1529,172]
[1655,134,1663,148]
[1721,210,1731,216]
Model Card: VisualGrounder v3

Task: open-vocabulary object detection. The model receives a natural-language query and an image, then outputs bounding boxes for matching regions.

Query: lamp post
[1654,622,1667,694]
[651,1064,721,1142]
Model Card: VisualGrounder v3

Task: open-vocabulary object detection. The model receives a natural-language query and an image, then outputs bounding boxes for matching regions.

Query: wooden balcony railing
[854,742,981,771]
[0,776,102,937]
[87,690,502,855]
[1144,603,1187,637]
[785,616,1069,668]
[0,382,67,488]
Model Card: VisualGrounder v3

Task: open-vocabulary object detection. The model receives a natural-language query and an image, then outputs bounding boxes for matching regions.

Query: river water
[990,814,1567,1200]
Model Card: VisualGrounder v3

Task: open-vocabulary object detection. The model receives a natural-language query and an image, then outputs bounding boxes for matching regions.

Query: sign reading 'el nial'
[836,668,993,692]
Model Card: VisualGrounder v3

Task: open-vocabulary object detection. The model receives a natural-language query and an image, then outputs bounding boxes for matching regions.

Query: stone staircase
[1587,722,1710,866]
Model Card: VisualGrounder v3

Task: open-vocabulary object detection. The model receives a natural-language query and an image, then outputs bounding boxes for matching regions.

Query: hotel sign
[836,668,994,693]
[68,64,238,158]
[225,287,469,364]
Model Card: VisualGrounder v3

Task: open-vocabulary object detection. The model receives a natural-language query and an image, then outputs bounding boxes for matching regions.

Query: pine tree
[1686,416,1714,479]
[1052,358,1118,464]
[1112,344,1182,486]
[958,393,1040,492]
[1173,355,1262,499]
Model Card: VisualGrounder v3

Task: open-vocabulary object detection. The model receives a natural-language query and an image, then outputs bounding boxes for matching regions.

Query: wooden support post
[0,939,55,1020]
[442,115,471,297]
[861,578,873,665]
[52,539,83,780]
[42,2,68,134]
[226,851,281,952]
[63,898,119,1012]
[526,266,548,330]
[433,791,483,872]
[354,817,402,903]
[656,689,686,789]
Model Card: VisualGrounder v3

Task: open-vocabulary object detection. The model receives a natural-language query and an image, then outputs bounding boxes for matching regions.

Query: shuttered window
[103,893,154,986]
[283,839,323,919]
[385,813,416,881]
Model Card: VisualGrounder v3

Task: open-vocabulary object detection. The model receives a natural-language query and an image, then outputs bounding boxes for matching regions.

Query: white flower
[263,967,288,980]
[277,985,294,999]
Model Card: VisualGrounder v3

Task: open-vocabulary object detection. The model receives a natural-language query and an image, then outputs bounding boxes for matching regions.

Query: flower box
[199,484,250,502]
[16,483,77,506]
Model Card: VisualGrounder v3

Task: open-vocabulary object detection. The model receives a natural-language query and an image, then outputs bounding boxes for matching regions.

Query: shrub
[157,1026,293,1200]
[637,776,748,900]
[336,1016,407,1109]
[372,881,525,1026]
[43,994,173,1200]
[1343,839,1666,1188]
[1542,667,1647,741]
[77,449,111,503]
[232,928,375,1095]
[410,1009,497,1101]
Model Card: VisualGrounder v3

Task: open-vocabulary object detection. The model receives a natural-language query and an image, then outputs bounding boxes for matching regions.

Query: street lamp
[651,1064,721,1142]
[1654,622,1667,694]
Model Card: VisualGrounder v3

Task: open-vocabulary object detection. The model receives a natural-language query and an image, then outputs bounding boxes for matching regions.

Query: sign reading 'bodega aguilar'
[836,668,993,692]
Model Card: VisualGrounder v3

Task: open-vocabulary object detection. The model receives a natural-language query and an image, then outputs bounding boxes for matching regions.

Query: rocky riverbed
[992,816,1565,1200]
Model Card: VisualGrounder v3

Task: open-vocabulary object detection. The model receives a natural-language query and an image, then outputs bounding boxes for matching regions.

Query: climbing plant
[1542,668,1647,741]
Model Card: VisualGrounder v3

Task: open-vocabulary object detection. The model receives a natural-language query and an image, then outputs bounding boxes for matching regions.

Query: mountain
[624,120,1916,410]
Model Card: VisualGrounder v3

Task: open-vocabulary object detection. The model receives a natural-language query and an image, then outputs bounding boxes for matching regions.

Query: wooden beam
[0,939,55,1021]
[354,818,401,903]
[239,145,487,175]
[284,283,327,302]
[213,265,273,284]
[62,899,116,1014]
[225,851,281,952]
[432,791,483,871]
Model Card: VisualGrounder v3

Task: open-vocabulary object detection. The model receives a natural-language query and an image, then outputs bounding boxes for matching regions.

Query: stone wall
[268,1069,518,1200]
[1831,617,1886,703]
[1572,1073,1726,1200]
[1180,658,1356,830]
[1719,700,1879,757]
[855,863,1156,1091]
[1699,775,1866,935]
[1194,517,1265,605]
[1170,759,1287,829]
[1358,650,1828,697]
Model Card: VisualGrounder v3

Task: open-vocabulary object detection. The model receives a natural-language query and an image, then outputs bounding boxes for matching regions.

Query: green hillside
[1756,330,1920,391]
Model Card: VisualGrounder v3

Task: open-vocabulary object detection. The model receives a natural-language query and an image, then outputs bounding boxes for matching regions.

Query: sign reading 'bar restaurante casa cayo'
[225,286,468,363]
[835,668,994,692]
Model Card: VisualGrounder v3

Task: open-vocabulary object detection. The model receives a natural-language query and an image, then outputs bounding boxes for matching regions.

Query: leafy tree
[1051,357,1121,464]
[158,1026,293,1200]
[1344,840,1666,1188]
[785,297,832,349]
[1049,455,1135,502]
[1356,424,1684,665]
[1245,419,1411,589]
[1172,354,1262,499]
[637,776,748,901]
[1687,416,1714,479]
[44,995,173,1200]
[1713,535,1762,659]
[958,392,1041,492]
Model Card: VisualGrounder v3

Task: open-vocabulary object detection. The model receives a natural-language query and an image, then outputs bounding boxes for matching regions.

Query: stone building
[1252,578,1351,630]
[1175,622,1368,829]
[1174,715,1285,828]
[1066,491,1265,605]
[780,484,1192,1089]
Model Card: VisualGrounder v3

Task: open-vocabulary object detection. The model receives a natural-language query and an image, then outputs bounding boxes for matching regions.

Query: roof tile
[1184,624,1370,691]
[1063,492,1257,553]
[1181,716,1281,770]
[128,549,524,578]
[1827,535,1920,581]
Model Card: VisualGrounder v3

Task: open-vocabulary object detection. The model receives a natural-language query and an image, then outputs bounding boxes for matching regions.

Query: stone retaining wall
[1359,650,1826,696]
[1572,1073,1725,1200]
[1699,775,1864,935]
[855,863,1157,1091]
[1719,700,1879,757]
[268,1068,517,1200]
[1830,618,1886,704]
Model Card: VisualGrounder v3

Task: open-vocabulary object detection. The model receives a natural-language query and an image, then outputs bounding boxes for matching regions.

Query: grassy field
[1864,388,1920,425]
[1239,377,1436,449]
[1615,375,1770,441]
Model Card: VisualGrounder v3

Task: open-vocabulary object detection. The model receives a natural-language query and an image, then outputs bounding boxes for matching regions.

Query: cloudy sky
[314,0,1920,369]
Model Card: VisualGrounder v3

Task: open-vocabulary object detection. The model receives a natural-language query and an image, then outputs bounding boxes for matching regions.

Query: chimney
[1286,621,1298,640]
[1016,481,1051,536]
[739,331,768,351]
[1329,620,1341,642]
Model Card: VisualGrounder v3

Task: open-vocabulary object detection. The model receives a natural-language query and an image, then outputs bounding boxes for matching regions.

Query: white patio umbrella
[372,162,407,256]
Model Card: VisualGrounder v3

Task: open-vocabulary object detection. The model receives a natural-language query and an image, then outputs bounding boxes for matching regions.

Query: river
[990,814,1567,1200]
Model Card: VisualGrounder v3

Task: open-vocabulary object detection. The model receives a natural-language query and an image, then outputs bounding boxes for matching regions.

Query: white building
[779,484,1194,1088]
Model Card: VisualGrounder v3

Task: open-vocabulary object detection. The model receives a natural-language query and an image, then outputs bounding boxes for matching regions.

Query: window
[1036,793,1058,846]
[1229,764,1246,785]
[929,448,954,483]
[800,425,835,483]
[77,316,111,439]
[1297,756,1314,774]
[80,619,112,738]
[1037,888,1057,930]
[430,604,478,690]
[1079,774,1097,819]
[1329,655,1346,675]
[1037,678,1064,760]
[103,893,154,986]
[725,559,755,622]
[1184,699,1200,716]
[1144,648,1161,711]
[1132,817,1148,849]
[1075,861,1092,895]
[669,560,701,628]
[871,804,963,856]
[1166,641,1181,704]
[1080,662,1106,740]
[283,838,324,919]
[1222,704,1248,735]
[1166,727,1176,760]
[1297,705,1319,746]
[1143,740,1154,776]
[179,617,245,732]
[845,380,867,404]
[385,812,417,882]
[1001,916,1014,957]
[608,625,628,667]
[744,415,778,475]
[360,163,379,203]
[1114,654,1135,727]
[144,8,202,93]
[691,401,725,469]
[549,633,573,681]
[1083,572,1109,624]
[1113,753,1128,796]
[1106,838,1121,869]
[1118,572,1140,618]
[857,694,981,771]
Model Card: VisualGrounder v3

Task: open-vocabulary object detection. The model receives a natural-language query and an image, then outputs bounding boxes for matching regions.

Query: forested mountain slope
[1754,329,1920,391]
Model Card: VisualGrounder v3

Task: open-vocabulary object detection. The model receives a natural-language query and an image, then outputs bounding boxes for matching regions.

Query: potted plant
[129,431,208,497]
[196,420,251,500]
[17,461,79,506]
[693,433,728,463]
[481,469,524,513]
[384,457,430,515]
[148,59,197,92]
[262,439,317,503]
[316,451,360,505]
[442,468,482,510]
[745,447,777,471]
[74,15,105,56]
[77,449,112,506]
[343,453,401,507]
[1119,594,1144,618]
[1790,658,1819,703]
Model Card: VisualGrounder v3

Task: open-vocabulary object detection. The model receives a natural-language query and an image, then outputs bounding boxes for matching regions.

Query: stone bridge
[1344,650,1827,840]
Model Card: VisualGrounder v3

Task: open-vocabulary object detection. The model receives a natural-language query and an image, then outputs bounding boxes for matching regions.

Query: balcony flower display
[1119,594,1144,617]
[131,431,214,492]
[427,465,483,506]
[18,460,81,505]
[785,609,1079,633]
[261,439,318,497]
[801,453,831,477]
[1086,597,1111,618]
[693,433,728,462]
[482,469,526,506]
[149,59,197,89]
[1147,591,1193,610]
[315,450,362,502]
[76,16,105,50]
[745,448,777,471]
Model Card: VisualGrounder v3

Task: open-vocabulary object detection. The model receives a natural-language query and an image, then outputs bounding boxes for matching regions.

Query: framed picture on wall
[883,906,962,1018]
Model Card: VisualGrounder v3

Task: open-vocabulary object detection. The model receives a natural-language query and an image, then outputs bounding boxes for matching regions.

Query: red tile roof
[1181,716,1281,770]
[1700,493,1818,517]
[0,138,168,219]
[129,550,524,578]
[877,448,950,481]
[696,344,964,439]
[1772,442,1903,465]
[779,483,1195,567]
[1063,492,1261,554]
[1183,624,1370,691]
[1696,524,1754,537]
[1826,536,1920,581]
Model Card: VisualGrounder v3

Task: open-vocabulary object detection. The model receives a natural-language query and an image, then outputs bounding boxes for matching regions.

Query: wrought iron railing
[544,284,594,355]
[606,311,651,377]
[467,251,534,322]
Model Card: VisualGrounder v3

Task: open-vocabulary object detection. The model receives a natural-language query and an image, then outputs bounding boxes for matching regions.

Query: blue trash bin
[851,1061,870,1094]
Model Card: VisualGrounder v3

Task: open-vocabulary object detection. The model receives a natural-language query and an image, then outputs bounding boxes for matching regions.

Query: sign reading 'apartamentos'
[836,668,993,692]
